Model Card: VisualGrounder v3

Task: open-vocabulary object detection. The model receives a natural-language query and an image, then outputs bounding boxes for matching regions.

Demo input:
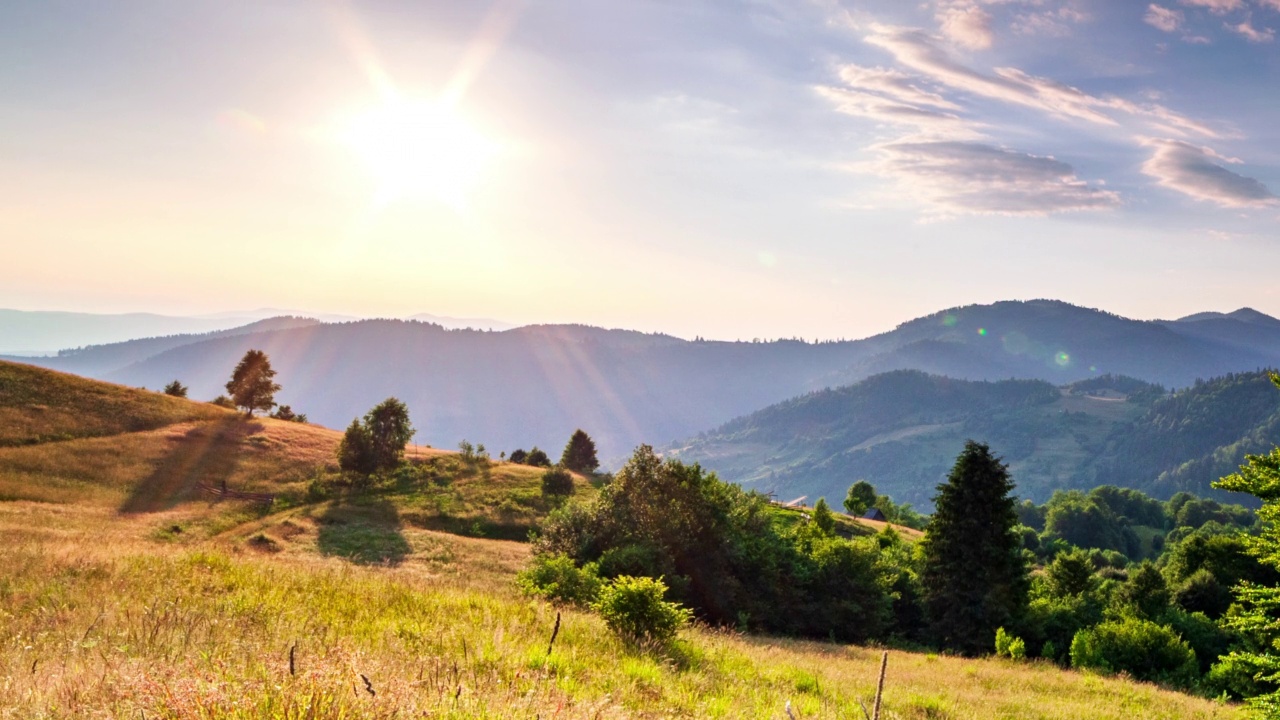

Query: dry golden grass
[0,532,1246,720]
[0,361,1249,718]
[0,360,228,446]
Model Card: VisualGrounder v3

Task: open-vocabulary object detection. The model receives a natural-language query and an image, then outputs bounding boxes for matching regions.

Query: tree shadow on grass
[316,497,411,566]
[119,416,252,514]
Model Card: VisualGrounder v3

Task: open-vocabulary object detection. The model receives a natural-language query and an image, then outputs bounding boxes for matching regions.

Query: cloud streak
[863,25,1220,137]
[867,140,1121,216]
[1141,139,1277,206]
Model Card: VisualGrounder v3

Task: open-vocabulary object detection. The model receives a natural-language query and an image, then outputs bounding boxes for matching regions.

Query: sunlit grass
[0,540,1245,719]
[0,359,1251,718]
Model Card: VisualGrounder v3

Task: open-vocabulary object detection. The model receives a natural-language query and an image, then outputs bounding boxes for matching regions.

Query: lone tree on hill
[337,397,414,475]
[919,440,1028,655]
[225,349,280,416]
[163,380,188,398]
[560,429,599,473]
[844,480,878,515]
[365,397,414,470]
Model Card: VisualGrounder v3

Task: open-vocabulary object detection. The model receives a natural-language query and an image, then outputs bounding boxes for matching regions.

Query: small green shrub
[1069,618,1197,688]
[541,467,575,498]
[594,575,692,645]
[995,627,1026,660]
[517,554,602,606]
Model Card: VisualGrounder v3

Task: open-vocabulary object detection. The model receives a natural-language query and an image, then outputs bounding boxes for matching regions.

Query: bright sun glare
[338,98,498,210]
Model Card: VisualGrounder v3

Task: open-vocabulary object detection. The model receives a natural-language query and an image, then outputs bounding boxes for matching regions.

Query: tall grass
[0,538,1244,719]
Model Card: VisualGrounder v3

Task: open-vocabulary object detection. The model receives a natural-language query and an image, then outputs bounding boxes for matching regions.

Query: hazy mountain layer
[12,299,1280,462]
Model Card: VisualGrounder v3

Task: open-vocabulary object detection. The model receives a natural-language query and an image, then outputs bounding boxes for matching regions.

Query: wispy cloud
[816,86,968,132]
[1011,4,1090,37]
[1141,139,1277,206]
[863,25,1220,136]
[1182,0,1245,13]
[837,65,959,110]
[866,140,1121,216]
[1145,4,1185,32]
[1227,17,1275,40]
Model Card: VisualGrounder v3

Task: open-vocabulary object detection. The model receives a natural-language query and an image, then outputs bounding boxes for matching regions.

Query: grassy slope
[0,360,1245,718]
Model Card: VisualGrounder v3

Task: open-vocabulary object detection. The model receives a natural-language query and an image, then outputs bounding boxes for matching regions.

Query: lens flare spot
[942,315,957,327]
[977,328,987,336]
[1089,365,1098,372]
[1056,351,1070,366]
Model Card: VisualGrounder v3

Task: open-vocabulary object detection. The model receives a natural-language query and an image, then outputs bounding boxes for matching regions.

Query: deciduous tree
[365,397,414,470]
[224,349,280,416]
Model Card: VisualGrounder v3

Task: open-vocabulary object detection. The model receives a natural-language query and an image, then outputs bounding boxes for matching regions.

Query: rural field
[0,360,1248,719]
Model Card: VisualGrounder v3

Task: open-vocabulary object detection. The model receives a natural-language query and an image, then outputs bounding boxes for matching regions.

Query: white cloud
[866,140,1121,216]
[1145,4,1185,32]
[1259,0,1280,11]
[1012,4,1090,37]
[1141,139,1278,206]
[863,25,1220,137]
[816,86,968,132]
[1227,17,1276,40]
[1181,0,1245,13]
[938,2,995,49]
[836,65,960,110]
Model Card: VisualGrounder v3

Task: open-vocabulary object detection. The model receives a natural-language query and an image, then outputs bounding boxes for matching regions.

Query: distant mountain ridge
[9,299,1280,463]
[1,317,322,377]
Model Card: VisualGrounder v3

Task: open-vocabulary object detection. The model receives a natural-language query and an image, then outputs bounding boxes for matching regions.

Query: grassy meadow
[0,360,1249,718]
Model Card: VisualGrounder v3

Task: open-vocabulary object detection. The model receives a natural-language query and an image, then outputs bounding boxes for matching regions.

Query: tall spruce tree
[1212,372,1280,715]
[920,440,1028,655]
[560,429,599,473]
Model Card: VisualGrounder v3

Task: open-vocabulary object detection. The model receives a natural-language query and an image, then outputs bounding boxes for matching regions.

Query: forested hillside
[670,370,1280,509]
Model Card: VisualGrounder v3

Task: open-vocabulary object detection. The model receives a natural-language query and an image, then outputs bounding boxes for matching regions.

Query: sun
[338,98,499,210]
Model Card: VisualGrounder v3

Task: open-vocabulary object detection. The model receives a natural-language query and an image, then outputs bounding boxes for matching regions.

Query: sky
[2,0,1278,341]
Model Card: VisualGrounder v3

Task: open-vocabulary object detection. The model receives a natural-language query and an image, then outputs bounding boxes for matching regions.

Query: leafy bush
[210,395,236,409]
[593,575,692,644]
[541,467,575,497]
[531,445,894,643]
[1069,618,1197,688]
[995,627,1026,660]
[163,380,187,398]
[516,554,602,606]
[526,447,552,467]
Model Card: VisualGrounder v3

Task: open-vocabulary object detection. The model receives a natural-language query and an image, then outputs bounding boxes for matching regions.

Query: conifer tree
[560,429,600,473]
[1213,372,1280,715]
[812,497,836,535]
[920,440,1028,655]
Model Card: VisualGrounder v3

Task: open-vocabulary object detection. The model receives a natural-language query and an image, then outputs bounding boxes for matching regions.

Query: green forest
[524,421,1280,710]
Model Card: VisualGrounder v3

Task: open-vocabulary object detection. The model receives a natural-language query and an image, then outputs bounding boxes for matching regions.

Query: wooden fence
[198,483,275,503]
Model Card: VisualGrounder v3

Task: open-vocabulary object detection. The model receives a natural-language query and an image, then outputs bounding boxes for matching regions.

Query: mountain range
[6,299,1280,483]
